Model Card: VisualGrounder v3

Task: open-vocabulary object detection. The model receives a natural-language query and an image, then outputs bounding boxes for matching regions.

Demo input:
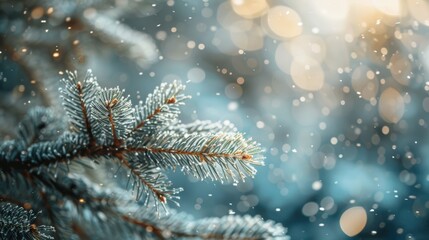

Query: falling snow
[1,0,429,239]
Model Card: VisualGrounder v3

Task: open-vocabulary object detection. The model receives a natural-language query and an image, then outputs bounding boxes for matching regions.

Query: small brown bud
[108,98,119,108]
[30,224,39,235]
[76,81,82,91]
[158,194,167,203]
[242,153,252,160]
[166,97,176,104]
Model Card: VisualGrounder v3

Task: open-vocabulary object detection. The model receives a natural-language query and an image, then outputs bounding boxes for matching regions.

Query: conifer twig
[0,69,288,239]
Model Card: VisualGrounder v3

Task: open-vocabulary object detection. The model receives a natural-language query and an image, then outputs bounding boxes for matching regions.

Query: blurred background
[2,0,429,239]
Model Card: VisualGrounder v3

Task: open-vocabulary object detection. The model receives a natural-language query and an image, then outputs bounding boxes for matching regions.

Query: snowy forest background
[2,0,429,239]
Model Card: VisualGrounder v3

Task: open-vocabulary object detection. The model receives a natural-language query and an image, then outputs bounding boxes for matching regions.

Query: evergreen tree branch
[0,133,88,171]
[131,81,190,136]
[60,70,100,144]
[26,171,136,238]
[92,87,134,146]
[1,135,180,208]
[0,69,288,239]
[170,120,238,135]
[0,202,55,240]
[106,98,121,146]
[130,131,263,182]
[129,209,288,240]
[120,158,182,208]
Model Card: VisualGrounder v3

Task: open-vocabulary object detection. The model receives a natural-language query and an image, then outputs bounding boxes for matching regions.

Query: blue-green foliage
[0,70,288,239]
[0,202,55,240]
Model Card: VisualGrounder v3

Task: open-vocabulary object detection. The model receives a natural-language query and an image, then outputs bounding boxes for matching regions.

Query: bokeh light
[3,0,429,239]
[340,206,367,237]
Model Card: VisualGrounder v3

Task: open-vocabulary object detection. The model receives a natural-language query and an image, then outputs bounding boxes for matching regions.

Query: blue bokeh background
[2,1,429,239]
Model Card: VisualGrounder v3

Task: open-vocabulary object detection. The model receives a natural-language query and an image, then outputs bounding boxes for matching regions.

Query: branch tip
[166,97,176,104]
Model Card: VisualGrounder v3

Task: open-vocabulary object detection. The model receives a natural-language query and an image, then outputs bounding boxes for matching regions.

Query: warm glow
[290,35,326,63]
[407,0,429,26]
[230,25,264,51]
[351,66,379,100]
[312,0,350,21]
[290,56,324,91]
[230,0,269,19]
[31,6,44,20]
[340,206,367,237]
[379,87,405,123]
[265,6,302,39]
[275,42,293,74]
[390,53,412,86]
[372,0,403,16]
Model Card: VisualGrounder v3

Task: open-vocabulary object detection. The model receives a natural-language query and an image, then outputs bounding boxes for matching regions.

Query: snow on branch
[60,70,100,142]
[131,208,288,239]
[130,131,263,182]
[0,202,55,240]
[131,80,190,136]
[0,69,287,239]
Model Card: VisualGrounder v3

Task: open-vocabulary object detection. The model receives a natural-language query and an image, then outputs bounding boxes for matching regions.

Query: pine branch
[31,171,176,240]
[60,70,100,143]
[1,73,263,207]
[130,131,264,182]
[170,120,238,135]
[131,81,190,136]
[0,69,288,239]
[0,202,55,240]
[121,158,183,209]
[25,170,143,239]
[130,209,289,240]
[92,87,134,146]
[184,215,288,240]
[0,133,88,172]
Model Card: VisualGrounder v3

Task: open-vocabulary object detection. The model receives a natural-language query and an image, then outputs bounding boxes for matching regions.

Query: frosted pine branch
[131,209,288,240]
[0,69,288,239]
[92,87,134,146]
[129,131,263,182]
[131,81,190,136]
[2,70,264,204]
[169,120,238,135]
[59,70,100,141]
[0,202,55,240]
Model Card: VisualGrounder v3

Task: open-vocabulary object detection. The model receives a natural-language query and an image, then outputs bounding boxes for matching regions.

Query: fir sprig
[0,202,55,240]
[0,69,287,239]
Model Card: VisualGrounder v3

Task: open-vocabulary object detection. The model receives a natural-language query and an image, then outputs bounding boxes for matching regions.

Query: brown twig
[76,81,95,145]
[106,98,121,146]
[120,158,167,203]
[0,140,255,172]
[127,147,254,162]
[131,96,176,133]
